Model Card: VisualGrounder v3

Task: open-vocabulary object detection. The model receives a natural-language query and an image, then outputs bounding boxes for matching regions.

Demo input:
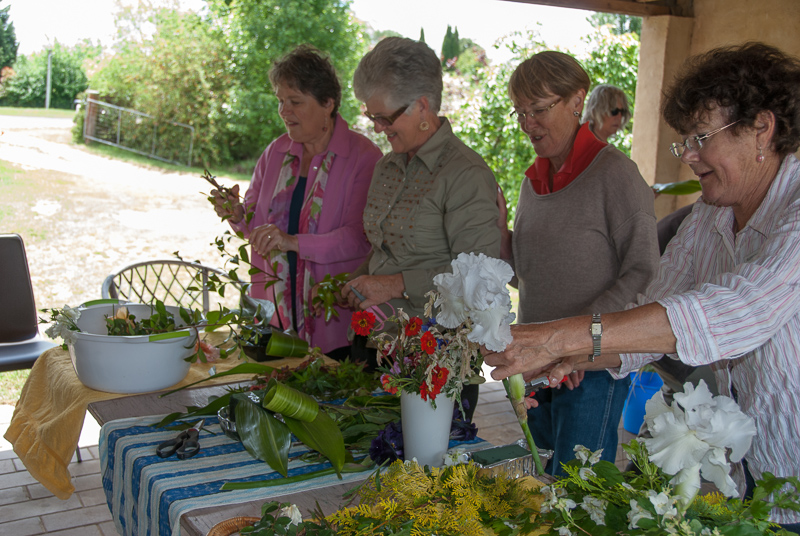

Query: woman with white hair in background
[582,83,632,142]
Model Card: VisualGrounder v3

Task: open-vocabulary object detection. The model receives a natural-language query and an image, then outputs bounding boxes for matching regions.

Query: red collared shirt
[525,122,607,195]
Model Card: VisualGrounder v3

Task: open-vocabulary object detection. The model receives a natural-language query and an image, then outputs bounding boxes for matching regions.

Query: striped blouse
[619,154,800,524]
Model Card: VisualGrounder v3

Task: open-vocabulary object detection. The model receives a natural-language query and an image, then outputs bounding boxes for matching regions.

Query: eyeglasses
[363,105,409,127]
[610,108,628,117]
[669,120,740,158]
[510,98,562,124]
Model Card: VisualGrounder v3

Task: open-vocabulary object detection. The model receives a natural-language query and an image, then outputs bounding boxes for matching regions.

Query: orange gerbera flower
[351,311,376,337]
[405,317,423,337]
[420,331,437,354]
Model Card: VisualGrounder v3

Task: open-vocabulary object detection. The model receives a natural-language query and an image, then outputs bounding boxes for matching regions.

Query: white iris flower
[643,380,756,508]
[433,252,515,351]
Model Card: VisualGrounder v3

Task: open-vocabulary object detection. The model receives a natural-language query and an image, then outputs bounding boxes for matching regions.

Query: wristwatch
[589,313,602,362]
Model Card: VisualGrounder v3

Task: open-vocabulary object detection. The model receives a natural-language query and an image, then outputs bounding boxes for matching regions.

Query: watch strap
[590,313,602,362]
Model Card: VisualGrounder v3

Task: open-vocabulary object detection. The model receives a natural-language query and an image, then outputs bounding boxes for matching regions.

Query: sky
[8,0,595,62]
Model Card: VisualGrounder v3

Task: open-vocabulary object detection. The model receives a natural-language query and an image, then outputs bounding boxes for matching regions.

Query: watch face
[591,324,602,336]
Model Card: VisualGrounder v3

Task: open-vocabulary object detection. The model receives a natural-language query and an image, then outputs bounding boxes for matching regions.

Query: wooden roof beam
[500,0,683,17]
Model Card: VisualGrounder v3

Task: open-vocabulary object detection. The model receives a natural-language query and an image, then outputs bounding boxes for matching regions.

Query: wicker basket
[207,516,260,536]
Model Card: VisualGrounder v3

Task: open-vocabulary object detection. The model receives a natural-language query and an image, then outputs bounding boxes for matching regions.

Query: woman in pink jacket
[213,46,381,358]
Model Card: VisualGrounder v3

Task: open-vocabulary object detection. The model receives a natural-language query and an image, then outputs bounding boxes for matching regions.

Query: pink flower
[194,340,221,362]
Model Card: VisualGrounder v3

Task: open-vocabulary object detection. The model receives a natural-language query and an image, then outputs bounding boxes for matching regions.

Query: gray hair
[582,84,631,130]
[353,37,443,113]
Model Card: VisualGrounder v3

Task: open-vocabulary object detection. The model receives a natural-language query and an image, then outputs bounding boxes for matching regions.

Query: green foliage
[0,2,17,68]
[581,24,640,156]
[104,301,179,336]
[0,42,89,109]
[454,38,487,75]
[419,27,425,43]
[206,0,368,161]
[451,31,547,223]
[441,24,460,66]
[368,28,402,45]
[588,12,642,38]
[87,8,234,167]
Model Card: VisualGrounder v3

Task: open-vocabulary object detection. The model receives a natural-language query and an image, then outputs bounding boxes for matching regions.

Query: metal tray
[467,439,553,479]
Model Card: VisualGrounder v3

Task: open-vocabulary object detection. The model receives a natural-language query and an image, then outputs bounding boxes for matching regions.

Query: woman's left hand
[250,224,299,257]
[342,274,404,310]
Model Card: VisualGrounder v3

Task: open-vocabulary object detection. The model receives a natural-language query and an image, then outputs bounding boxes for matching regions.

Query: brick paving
[0,380,632,535]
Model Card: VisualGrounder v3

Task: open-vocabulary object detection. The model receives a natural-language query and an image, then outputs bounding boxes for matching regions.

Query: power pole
[45,49,52,109]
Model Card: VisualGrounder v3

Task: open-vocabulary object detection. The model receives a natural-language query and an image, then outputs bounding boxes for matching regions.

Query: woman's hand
[250,224,299,258]
[496,186,512,260]
[211,184,245,224]
[483,323,564,381]
[342,274,404,310]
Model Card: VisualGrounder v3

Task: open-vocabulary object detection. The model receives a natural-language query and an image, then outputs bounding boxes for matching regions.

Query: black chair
[0,234,57,373]
[101,259,245,313]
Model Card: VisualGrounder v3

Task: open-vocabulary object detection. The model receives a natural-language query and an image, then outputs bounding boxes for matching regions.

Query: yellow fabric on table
[3,331,329,499]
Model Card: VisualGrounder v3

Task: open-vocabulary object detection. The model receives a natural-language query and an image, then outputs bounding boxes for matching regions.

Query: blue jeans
[527,370,631,476]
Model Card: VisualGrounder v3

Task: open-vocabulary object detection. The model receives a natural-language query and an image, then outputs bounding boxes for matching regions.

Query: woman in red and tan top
[496,51,659,475]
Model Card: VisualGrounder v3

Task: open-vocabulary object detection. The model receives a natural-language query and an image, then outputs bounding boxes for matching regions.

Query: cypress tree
[0,2,18,69]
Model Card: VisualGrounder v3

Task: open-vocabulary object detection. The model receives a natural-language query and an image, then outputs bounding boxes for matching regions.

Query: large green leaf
[161,362,277,397]
[262,379,318,422]
[285,410,346,476]
[652,179,702,196]
[235,396,290,477]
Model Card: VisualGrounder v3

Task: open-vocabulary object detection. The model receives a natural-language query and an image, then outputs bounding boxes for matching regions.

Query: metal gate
[82,98,195,166]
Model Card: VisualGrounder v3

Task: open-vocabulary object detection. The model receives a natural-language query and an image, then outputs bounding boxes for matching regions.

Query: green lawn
[0,106,75,119]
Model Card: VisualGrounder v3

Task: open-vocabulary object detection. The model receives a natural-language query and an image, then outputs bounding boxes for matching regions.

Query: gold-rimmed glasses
[670,120,740,158]
[510,97,562,124]
[364,105,409,128]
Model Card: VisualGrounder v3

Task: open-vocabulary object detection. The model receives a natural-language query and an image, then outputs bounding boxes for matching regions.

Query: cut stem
[503,375,544,475]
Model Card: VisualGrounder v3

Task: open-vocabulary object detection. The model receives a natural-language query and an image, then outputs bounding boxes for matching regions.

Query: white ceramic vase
[401,390,454,467]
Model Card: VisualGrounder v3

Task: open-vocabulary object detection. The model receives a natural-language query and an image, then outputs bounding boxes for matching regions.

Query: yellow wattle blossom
[326,461,544,535]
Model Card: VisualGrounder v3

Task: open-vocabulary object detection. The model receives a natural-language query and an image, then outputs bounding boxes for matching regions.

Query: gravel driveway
[0,115,243,310]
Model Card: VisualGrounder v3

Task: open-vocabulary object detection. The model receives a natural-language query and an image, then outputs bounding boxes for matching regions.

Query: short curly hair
[353,37,443,113]
[269,45,341,118]
[662,42,800,156]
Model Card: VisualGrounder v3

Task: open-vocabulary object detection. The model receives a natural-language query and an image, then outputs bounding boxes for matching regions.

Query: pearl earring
[757,146,764,163]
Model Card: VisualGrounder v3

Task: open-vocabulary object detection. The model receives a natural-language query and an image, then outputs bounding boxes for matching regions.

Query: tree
[441,25,460,67]
[450,31,548,222]
[587,12,641,38]
[206,0,368,161]
[454,37,486,75]
[419,27,425,43]
[0,1,18,69]
[580,25,640,155]
[89,7,234,166]
[0,42,89,108]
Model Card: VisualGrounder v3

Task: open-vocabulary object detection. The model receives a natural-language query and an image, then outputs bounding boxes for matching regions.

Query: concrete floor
[0,380,634,535]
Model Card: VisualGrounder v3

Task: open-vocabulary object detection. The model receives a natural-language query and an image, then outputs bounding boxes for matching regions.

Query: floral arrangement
[537,380,800,535]
[351,304,482,408]
[350,252,516,410]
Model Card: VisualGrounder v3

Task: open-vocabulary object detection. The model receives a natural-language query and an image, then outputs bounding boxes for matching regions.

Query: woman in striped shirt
[485,42,800,529]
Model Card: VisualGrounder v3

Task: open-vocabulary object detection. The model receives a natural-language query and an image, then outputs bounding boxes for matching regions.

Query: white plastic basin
[67,302,196,394]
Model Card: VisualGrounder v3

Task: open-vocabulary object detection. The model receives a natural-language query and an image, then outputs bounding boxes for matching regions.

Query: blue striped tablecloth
[100,414,487,536]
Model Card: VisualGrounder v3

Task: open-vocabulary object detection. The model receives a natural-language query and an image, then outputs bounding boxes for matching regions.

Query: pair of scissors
[524,376,551,398]
[156,420,204,460]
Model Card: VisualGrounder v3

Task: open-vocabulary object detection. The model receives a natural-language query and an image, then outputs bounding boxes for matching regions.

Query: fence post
[83,90,100,143]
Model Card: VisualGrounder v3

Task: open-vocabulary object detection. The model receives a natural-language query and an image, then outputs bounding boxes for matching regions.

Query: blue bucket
[622,371,664,434]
